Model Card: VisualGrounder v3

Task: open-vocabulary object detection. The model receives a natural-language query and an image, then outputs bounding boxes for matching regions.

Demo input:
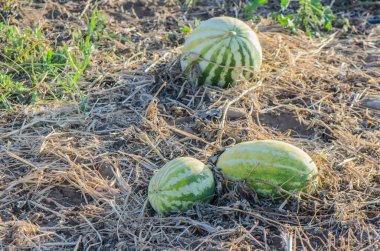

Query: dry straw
[0,0,379,250]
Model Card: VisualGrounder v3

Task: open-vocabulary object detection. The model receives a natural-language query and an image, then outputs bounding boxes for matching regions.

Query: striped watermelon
[180,16,262,88]
[216,140,318,197]
[148,157,215,214]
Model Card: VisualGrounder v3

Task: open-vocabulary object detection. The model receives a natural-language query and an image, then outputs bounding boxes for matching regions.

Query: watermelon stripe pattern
[216,140,318,197]
[148,157,215,214]
[181,16,262,88]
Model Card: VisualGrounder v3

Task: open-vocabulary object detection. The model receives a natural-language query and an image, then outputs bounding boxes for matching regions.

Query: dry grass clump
[0,0,379,250]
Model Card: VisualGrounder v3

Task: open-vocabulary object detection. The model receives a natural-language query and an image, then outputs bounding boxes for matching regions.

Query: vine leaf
[281,0,290,10]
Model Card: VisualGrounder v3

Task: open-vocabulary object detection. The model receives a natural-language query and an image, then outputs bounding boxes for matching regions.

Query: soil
[259,110,312,137]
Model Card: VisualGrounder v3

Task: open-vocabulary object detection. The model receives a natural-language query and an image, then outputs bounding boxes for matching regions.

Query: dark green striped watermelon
[180,16,262,88]
[148,157,215,214]
[216,140,318,197]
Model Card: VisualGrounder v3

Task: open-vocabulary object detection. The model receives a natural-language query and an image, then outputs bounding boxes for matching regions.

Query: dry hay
[0,0,379,250]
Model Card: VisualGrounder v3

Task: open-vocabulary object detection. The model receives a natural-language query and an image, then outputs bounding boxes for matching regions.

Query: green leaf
[245,0,268,12]
[277,14,288,25]
[243,0,337,37]
[311,0,322,7]
[178,23,192,33]
[180,26,191,33]
[324,22,332,30]
[280,0,290,10]
[277,14,296,33]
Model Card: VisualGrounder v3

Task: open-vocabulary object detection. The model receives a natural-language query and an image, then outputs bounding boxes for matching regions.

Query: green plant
[279,0,335,36]
[245,0,336,36]
[244,0,268,17]
[0,7,104,110]
[0,74,29,109]
[178,23,192,33]
[178,19,200,34]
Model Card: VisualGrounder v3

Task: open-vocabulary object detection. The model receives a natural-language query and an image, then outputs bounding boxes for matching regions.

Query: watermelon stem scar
[227,30,237,36]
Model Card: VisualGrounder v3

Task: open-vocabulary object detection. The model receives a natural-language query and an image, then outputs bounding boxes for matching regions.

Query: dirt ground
[0,0,379,250]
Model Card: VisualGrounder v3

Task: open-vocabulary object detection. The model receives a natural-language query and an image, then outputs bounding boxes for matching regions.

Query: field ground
[0,0,379,250]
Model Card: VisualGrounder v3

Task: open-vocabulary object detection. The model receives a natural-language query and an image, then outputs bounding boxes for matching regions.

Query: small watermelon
[216,140,318,197]
[181,16,262,88]
[148,157,215,214]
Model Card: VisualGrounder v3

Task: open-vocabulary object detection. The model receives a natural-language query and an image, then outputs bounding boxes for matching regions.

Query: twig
[216,80,263,143]
[6,151,41,170]
[145,52,171,73]
[29,201,65,218]
[39,242,78,247]
[79,214,103,243]
[80,0,92,18]
[20,233,42,251]
[73,235,82,251]
[167,125,219,149]
[0,119,50,140]
[138,132,168,162]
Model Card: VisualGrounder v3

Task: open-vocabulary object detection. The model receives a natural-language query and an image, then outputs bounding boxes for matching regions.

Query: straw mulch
[0,1,379,250]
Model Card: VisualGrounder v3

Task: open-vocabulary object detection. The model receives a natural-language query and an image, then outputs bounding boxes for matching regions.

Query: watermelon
[216,140,318,197]
[148,157,215,214]
[180,16,262,88]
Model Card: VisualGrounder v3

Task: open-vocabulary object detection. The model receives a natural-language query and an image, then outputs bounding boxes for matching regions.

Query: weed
[0,7,105,110]
[244,0,268,15]
[245,0,337,36]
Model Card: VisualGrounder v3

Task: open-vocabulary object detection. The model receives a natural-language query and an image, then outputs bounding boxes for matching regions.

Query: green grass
[0,7,104,111]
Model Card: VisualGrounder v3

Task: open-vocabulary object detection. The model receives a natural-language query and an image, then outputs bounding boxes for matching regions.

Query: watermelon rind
[148,157,215,214]
[216,140,318,197]
[181,16,262,88]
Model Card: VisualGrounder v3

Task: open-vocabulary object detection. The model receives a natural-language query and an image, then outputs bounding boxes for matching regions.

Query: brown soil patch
[259,110,312,137]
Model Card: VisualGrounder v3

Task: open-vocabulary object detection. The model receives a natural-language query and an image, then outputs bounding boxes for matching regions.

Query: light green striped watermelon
[216,140,318,197]
[148,157,215,214]
[180,16,262,88]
